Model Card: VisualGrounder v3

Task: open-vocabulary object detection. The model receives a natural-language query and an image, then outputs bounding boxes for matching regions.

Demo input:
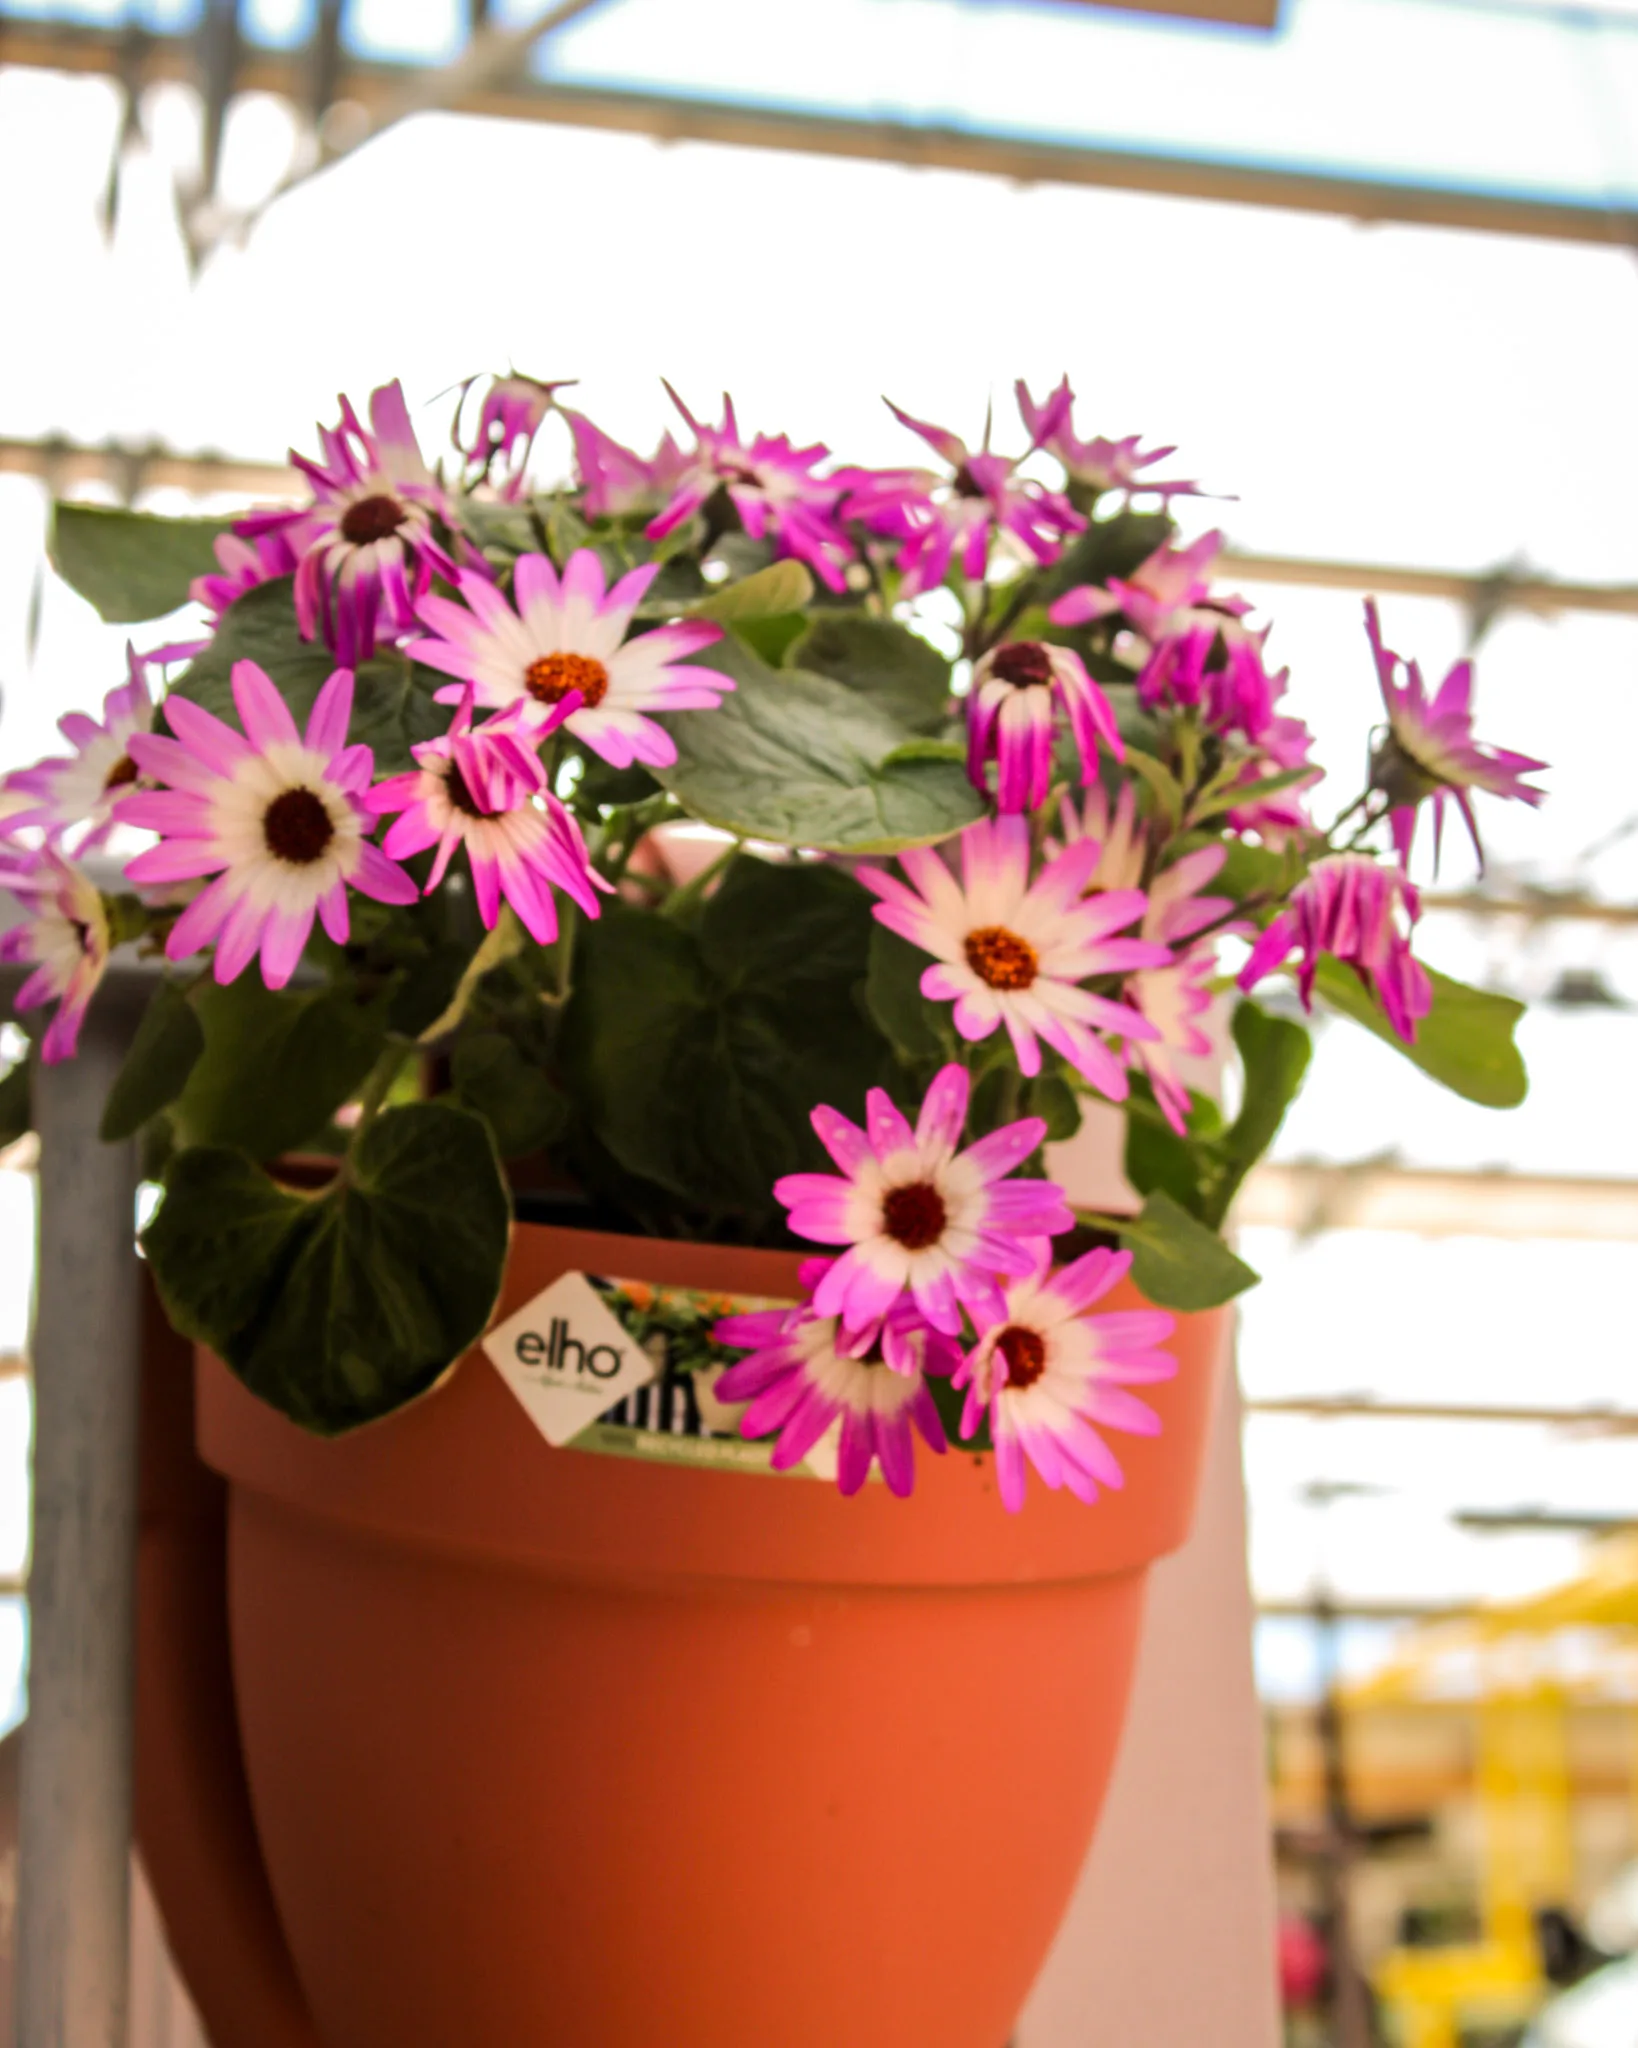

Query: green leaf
[100,980,204,1141]
[1023,1070,1081,1144]
[173,976,389,1158]
[1118,1190,1258,1312]
[790,614,953,736]
[865,924,948,1062]
[1122,748,1185,829]
[1188,765,1317,829]
[50,503,229,623]
[171,579,446,776]
[691,559,814,621]
[451,1033,568,1158]
[143,1101,511,1434]
[1201,1001,1313,1227]
[1124,1099,1206,1218]
[657,636,983,854]
[560,861,889,1221]
[572,754,661,811]
[0,1057,32,1148]
[926,1369,990,1453]
[1310,958,1528,1109]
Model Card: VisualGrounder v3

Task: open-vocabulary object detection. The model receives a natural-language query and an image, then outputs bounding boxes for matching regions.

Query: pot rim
[196,1219,1227,1591]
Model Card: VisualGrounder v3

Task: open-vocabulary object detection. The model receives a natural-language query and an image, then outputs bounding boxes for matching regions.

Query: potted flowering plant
[23,372,1542,2048]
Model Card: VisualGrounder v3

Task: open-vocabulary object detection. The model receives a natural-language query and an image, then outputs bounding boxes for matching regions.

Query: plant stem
[353,1040,415,1137]
[660,840,739,918]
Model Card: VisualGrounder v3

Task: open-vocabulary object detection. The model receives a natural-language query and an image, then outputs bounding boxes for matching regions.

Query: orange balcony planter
[137,1220,1225,2048]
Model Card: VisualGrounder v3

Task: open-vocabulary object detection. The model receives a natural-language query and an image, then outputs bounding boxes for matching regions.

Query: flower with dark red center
[411,548,735,771]
[957,1243,1177,1513]
[859,815,1167,1100]
[839,400,1082,598]
[710,1298,957,1498]
[0,850,111,1063]
[233,380,454,666]
[773,1063,1074,1343]
[966,638,1122,815]
[117,659,417,989]
[4,644,158,852]
[644,386,856,593]
[366,686,607,946]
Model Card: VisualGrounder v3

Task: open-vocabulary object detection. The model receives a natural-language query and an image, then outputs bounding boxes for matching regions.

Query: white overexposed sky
[2,55,1636,1689]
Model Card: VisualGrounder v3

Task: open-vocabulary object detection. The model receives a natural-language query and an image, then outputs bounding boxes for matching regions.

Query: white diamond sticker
[483,1270,658,1448]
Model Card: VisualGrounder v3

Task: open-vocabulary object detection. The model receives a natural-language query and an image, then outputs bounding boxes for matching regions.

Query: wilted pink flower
[454,372,571,498]
[411,549,734,770]
[646,387,854,592]
[1238,852,1431,1042]
[118,660,417,988]
[1049,528,1224,638]
[956,1242,1176,1513]
[4,645,156,849]
[966,638,1122,814]
[711,1299,953,1499]
[1365,600,1546,871]
[773,1062,1073,1340]
[365,688,607,945]
[565,411,690,520]
[0,850,110,1063]
[842,400,1082,597]
[1016,377,1205,502]
[190,526,309,625]
[236,380,453,666]
[860,816,1164,1099]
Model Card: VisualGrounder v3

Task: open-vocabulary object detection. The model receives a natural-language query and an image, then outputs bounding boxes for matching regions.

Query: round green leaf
[143,1102,512,1434]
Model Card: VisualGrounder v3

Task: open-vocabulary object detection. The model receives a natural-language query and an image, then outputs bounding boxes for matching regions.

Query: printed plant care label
[484,1270,837,1480]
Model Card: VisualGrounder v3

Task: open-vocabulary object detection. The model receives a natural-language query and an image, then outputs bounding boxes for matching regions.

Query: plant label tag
[484,1271,658,1448]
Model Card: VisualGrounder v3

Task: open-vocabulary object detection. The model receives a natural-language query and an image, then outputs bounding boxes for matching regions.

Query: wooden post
[15,1003,141,2048]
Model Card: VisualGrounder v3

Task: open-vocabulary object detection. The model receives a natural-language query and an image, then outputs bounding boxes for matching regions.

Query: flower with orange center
[411,548,735,771]
[956,1243,1177,1513]
[773,1063,1074,1342]
[859,814,1168,1102]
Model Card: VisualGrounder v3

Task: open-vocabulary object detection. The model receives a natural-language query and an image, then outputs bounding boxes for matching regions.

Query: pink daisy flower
[773,1062,1074,1340]
[410,549,735,772]
[564,411,690,520]
[365,687,607,945]
[453,371,569,498]
[1049,528,1224,638]
[645,387,854,592]
[711,1300,952,1499]
[842,400,1083,598]
[1016,377,1206,502]
[1238,852,1431,1043]
[1365,599,1546,871]
[955,1243,1177,1514]
[966,638,1123,814]
[4,644,156,849]
[0,850,111,1063]
[190,526,310,627]
[117,660,417,989]
[858,816,1166,1098]
[235,380,453,666]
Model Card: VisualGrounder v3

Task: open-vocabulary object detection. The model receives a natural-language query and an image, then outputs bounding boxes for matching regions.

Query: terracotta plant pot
[137,1222,1226,2048]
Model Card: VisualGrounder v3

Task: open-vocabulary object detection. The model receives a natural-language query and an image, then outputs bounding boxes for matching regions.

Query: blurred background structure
[3,3,1638,2042]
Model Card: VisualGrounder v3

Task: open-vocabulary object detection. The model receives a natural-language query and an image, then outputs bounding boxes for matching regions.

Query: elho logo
[515,1317,624,1381]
